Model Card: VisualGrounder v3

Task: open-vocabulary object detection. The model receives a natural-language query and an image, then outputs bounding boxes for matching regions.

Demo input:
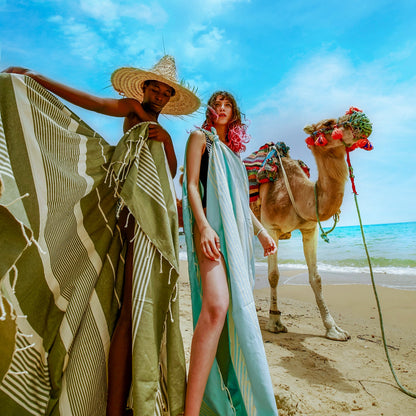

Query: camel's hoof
[326,326,350,341]
[266,321,288,334]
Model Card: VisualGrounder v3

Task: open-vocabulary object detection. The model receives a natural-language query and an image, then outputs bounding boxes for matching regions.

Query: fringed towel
[0,74,185,416]
[182,128,278,416]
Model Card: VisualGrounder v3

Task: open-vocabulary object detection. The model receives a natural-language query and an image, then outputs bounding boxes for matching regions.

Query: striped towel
[182,128,278,416]
[243,142,309,203]
[0,74,185,416]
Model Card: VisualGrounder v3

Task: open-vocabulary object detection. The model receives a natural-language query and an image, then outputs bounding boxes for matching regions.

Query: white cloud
[49,17,116,64]
[180,24,232,66]
[79,0,168,27]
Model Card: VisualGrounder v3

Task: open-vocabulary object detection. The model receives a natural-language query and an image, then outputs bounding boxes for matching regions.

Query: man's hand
[148,124,171,143]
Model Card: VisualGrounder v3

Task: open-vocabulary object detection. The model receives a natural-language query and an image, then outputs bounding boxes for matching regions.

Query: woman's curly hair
[202,91,250,154]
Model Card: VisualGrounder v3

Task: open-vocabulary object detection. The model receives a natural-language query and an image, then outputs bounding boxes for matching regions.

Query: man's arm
[2,67,147,119]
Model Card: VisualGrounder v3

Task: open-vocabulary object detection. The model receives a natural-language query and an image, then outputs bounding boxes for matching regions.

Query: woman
[182,91,279,415]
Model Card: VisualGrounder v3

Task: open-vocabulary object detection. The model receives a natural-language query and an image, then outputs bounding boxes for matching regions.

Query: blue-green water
[179,221,416,289]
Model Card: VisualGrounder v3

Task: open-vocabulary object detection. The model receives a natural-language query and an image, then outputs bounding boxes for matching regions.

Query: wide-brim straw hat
[111,55,200,115]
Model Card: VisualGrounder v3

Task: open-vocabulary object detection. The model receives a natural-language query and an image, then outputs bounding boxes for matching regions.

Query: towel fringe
[11,265,18,293]
[0,294,6,321]
[3,192,29,207]
[125,210,132,228]
[220,373,237,415]
[130,221,141,243]
[168,266,174,285]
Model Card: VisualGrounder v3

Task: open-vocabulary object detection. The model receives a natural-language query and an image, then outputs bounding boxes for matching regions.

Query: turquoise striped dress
[182,128,278,416]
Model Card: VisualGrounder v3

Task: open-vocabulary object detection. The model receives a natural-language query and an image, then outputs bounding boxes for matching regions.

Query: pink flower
[331,127,343,140]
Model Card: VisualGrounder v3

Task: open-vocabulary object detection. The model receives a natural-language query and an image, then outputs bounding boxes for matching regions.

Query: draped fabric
[0,73,185,416]
[182,128,278,416]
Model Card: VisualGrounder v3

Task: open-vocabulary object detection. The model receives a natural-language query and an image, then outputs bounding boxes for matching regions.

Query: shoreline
[178,260,416,415]
[253,266,416,291]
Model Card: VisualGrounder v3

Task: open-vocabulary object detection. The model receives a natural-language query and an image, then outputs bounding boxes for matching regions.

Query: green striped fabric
[0,74,185,415]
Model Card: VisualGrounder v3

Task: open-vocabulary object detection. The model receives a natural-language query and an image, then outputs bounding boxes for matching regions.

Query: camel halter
[276,146,339,242]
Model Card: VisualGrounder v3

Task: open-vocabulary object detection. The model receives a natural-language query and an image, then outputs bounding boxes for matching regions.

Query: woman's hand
[257,229,277,257]
[200,225,221,261]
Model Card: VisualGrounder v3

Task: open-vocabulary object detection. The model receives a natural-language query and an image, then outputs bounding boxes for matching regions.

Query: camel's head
[303,107,373,152]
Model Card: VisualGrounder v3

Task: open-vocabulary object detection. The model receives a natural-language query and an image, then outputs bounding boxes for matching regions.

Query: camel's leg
[301,226,350,341]
[265,229,287,334]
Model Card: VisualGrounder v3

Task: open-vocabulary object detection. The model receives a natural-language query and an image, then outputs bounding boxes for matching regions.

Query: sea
[179,221,416,291]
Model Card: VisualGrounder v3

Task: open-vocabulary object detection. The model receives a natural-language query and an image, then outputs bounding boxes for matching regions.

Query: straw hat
[111,55,200,115]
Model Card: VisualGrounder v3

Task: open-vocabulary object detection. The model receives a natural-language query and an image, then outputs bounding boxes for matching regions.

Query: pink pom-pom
[315,133,328,146]
[305,136,315,146]
[345,106,362,115]
[356,138,373,151]
[331,127,343,140]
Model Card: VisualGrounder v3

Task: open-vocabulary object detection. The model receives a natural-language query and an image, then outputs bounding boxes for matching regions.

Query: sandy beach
[178,261,416,415]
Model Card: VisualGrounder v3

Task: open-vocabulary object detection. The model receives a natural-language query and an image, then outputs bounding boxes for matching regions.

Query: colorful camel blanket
[182,128,278,416]
[243,142,310,202]
[0,74,185,415]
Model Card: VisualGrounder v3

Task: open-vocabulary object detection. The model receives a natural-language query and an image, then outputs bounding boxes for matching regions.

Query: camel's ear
[303,124,315,135]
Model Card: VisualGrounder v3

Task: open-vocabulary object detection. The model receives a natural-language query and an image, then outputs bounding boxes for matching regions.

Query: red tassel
[331,127,343,140]
[305,136,315,146]
[356,138,373,150]
[315,133,328,146]
[345,106,362,115]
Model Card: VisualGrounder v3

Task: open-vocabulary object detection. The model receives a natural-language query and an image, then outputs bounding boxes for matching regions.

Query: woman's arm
[186,131,221,260]
[250,210,277,257]
[2,67,147,119]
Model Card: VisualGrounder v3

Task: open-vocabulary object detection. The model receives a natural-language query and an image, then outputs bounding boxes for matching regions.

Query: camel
[247,108,372,341]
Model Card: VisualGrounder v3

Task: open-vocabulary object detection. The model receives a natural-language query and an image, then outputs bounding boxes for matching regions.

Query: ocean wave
[180,250,416,276]
[253,261,416,276]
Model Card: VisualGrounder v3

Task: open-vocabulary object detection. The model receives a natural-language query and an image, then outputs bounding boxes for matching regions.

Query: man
[0,56,199,416]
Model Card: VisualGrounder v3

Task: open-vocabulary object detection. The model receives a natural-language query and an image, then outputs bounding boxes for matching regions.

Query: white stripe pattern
[131,225,156,345]
[135,144,167,211]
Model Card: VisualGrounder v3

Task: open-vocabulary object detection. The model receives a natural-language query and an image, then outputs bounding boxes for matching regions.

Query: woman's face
[212,96,233,126]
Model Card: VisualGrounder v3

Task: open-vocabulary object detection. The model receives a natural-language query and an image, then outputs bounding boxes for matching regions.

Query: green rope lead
[314,182,339,243]
[347,155,416,398]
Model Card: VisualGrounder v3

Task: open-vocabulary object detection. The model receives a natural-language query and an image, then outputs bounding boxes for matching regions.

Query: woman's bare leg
[184,226,229,416]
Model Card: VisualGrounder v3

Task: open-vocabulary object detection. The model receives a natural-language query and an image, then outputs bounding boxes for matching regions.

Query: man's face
[142,80,174,114]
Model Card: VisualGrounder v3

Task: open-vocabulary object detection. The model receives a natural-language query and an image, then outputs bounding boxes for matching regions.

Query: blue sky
[1,0,415,226]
